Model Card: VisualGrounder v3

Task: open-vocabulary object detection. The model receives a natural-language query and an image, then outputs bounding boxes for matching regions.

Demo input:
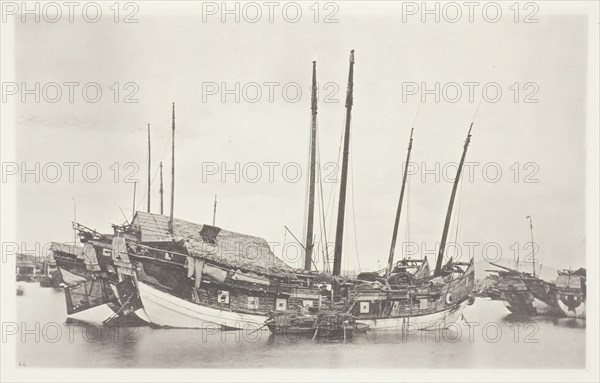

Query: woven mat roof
[133,211,294,278]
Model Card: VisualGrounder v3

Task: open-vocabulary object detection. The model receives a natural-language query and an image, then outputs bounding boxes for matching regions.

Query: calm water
[16,282,585,369]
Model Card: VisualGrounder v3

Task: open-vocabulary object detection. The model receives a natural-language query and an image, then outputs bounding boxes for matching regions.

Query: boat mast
[169,103,175,232]
[387,128,414,274]
[304,61,318,271]
[333,50,355,277]
[159,162,164,215]
[147,123,151,212]
[434,123,473,277]
[527,215,536,277]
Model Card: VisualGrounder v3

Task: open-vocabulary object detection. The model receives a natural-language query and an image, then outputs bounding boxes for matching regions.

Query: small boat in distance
[488,217,563,317]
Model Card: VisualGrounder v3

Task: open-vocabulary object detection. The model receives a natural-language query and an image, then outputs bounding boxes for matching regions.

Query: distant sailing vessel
[556,268,586,318]
[489,263,561,316]
[488,217,562,317]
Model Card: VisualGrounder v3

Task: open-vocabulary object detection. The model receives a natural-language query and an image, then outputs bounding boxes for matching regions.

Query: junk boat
[487,217,562,317]
[267,50,475,334]
[488,261,562,316]
[73,213,339,330]
[67,102,329,330]
[119,212,296,329]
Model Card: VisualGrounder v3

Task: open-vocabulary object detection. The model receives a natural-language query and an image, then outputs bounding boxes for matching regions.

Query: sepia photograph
[1,1,598,381]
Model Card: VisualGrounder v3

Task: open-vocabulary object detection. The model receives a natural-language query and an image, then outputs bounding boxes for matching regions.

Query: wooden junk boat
[266,50,475,335]
[556,268,586,318]
[72,212,344,330]
[487,217,563,317]
[66,102,334,330]
[488,261,562,317]
[119,212,298,329]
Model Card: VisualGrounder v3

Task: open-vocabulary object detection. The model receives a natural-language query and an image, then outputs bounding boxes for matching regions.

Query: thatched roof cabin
[131,211,294,279]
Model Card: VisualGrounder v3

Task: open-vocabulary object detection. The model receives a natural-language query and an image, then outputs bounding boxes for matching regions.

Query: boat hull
[66,303,117,325]
[556,294,586,318]
[137,281,266,330]
[356,299,469,331]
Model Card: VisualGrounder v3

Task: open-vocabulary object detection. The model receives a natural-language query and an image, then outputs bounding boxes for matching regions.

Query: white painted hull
[58,267,88,286]
[356,300,469,331]
[137,281,266,329]
[67,303,116,325]
[557,298,586,318]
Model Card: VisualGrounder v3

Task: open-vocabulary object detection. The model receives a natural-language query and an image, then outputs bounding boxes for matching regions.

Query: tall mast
[387,128,414,274]
[434,123,473,276]
[304,61,318,271]
[169,103,175,232]
[159,162,164,215]
[527,215,536,277]
[332,50,355,277]
[147,123,151,212]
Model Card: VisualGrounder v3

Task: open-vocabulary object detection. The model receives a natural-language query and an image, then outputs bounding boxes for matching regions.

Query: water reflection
[504,312,586,329]
[16,284,585,369]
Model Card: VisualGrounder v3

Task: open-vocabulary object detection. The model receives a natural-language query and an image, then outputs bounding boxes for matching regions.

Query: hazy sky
[5,1,591,273]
